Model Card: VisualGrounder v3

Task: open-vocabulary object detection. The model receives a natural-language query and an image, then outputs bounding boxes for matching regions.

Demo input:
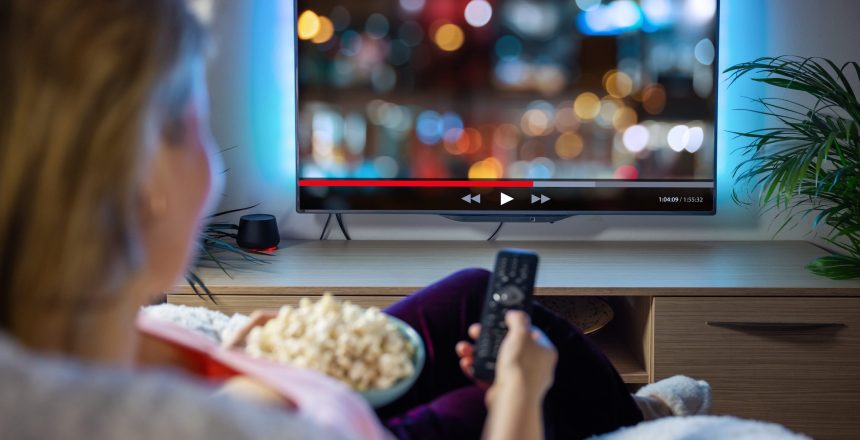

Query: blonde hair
[0,0,206,337]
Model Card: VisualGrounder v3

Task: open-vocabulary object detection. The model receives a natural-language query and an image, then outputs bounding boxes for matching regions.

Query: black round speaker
[237,214,280,251]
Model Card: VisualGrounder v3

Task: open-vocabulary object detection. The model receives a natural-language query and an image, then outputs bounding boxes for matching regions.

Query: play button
[500,193,513,205]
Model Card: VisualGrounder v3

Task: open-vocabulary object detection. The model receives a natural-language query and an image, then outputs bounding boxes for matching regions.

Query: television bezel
[294,0,720,218]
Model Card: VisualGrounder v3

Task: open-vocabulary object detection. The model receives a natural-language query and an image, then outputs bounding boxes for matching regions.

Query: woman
[0,0,678,438]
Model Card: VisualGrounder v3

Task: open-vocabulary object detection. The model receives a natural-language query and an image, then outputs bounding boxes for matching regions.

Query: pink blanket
[137,313,392,440]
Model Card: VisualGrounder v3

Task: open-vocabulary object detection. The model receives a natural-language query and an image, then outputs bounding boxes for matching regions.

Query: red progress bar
[299,179,534,188]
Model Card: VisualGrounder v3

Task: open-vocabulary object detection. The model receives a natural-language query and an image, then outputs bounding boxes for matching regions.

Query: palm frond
[728,56,860,279]
[185,203,270,302]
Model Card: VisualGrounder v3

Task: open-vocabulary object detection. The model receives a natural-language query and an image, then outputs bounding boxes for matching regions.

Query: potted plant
[727,56,860,279]
[182,147,273,302]
[185,204,272,303]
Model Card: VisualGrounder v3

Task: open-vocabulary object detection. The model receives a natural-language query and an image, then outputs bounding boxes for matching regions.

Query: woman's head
[0,0,219,351]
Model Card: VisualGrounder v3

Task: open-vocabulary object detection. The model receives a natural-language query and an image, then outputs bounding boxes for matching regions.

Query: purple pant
[380,268,643,440]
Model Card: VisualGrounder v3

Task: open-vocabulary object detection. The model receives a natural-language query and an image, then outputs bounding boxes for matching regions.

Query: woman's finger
[460,357,474,375]
[455,341,474,358]
[461,357,493,390]
[222,310,276,348]
[468,323,481,340]
[504,310,530,333]
[530,328,553,348]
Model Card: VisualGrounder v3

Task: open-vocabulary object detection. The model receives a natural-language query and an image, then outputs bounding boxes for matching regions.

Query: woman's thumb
[504,310,530,332]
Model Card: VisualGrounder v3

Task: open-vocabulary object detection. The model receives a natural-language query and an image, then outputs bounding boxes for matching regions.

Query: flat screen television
[295,0,718,221]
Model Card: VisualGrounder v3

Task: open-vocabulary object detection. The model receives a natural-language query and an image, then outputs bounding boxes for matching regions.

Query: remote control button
[495,285,525,306]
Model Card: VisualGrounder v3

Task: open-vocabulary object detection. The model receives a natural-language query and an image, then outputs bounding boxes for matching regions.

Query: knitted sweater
[0,333,350,440]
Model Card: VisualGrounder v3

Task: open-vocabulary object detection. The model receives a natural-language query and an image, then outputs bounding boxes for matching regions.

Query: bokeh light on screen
[344,113,367,153]
[597,97,620,128]
[389,40,411,65]
[555,132,584,159]
[604,70,634,98]
[399,21,424,46]
[685,0,717,24]
[504,2,559,40]
[330,6,351,31]
[311,16,335,44]
[575,0,602,12]
[521,108,551,137]
[579,0,643,35]
[494,124,520,150]
[554,103,580,133]
[614,164,639,179]
[530,157,555,178]
[667,124,691,152]
[365,13,390,39]
[374,156,399,177]
[445,127,482,155]
[495,35,522,60]
[371,64,397,92]
[694,38,716,65]
[434,23,465,52]
[337,30,361,56]
[469,158,503,179]
[685,126,705,153]
[574,92,601,121]
[641,84,667,115]
[416,111,442,145]
[465,0,493,28]
[613,107,638,130]
[399,0,425,14]
[441,112,465,142]
[641,0,673,26]
[623,124,649,153]
[297,10,321,40]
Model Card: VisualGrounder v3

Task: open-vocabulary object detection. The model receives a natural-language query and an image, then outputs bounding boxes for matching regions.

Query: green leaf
[807,255,860,280]
[209,203,261,218]
[728,56,860,279]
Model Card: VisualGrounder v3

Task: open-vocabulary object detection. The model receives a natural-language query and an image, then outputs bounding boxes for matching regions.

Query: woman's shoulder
[0,333,348,440]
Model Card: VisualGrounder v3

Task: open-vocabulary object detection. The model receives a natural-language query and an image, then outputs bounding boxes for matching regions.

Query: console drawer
[654,297,860,440]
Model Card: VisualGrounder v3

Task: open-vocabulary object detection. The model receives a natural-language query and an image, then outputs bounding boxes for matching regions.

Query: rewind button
[461,194,481,204]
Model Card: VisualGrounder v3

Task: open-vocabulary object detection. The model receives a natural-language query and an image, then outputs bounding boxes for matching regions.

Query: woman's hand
[455,311,557,405]
[466,311,557,440]
[490,311,557,405]
[221,310,276,348]
[216,375,298,410]
[455,324,492,390]
[217,311,298,410]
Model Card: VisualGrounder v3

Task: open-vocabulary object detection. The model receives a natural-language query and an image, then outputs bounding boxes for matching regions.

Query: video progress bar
[533,181,715,188]
[299,180,533,188]
[299,179,714,189]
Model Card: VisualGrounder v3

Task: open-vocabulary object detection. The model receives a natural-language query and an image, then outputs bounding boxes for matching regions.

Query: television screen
[295,0,718,216]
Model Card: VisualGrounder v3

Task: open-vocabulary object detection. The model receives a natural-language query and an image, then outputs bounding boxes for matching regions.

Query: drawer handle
[706,321,846,331]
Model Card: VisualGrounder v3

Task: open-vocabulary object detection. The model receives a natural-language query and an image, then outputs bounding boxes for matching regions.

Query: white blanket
[592,416,810,440]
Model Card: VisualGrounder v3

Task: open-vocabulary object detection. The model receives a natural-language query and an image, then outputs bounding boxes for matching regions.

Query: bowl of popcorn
[244,294,426,408]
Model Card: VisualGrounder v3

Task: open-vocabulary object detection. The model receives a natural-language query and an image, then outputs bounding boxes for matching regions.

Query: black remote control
[473,249,539,382]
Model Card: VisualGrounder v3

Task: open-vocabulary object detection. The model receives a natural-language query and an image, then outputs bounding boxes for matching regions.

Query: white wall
[206,0,860,241]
